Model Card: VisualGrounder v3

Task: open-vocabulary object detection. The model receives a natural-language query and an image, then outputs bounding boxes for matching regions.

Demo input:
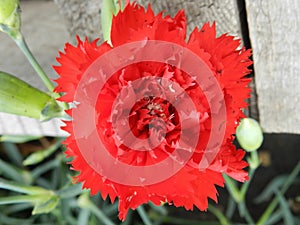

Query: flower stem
[240,166,255,199]
[0,195,41,204]
[257,160,300,225]
[224,150,259,224]
[12,32,55,94]
[223,174,241,202]
[238,201,255,224]
[225,196,236,218]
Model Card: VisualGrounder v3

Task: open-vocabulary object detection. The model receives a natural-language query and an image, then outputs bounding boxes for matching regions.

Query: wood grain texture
[245,0,300,133]
[137,0,242,37]
[54,0,242,39]
[54,0,102,39]
[0,113,67,136]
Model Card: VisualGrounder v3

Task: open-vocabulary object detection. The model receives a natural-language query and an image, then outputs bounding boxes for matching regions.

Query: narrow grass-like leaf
[120,210,133,225]
[4,203,32,214]
[77,208,90,225]
[0,178,47,194]
[103,202,118,216]
[137,205,153,225]
[31,158,59,179]
[23,138,63,166]
[0,158,25,182]
[149,201,168,216]
[254,175,288,204]
[275,190,295,225]
[78,193,116,225]
[1,142,23,166]
[257,161,300,225]
[57,183,83,199]
[32,194,59,215]
[0,213,34,225]
[265,209,282,225]
[0,135,41,143]
[0,195,41,205]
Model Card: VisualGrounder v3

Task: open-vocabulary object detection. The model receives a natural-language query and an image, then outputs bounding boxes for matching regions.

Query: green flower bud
[236,118,263,152]
[0,0,20,36]
[0,71,63,121]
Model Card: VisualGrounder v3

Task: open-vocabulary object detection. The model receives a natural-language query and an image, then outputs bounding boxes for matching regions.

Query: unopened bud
[0,0,20,36]
[236,118,263,152]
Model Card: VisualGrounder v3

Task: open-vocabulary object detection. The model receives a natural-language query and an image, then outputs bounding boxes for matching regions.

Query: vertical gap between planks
[236,0,260,121]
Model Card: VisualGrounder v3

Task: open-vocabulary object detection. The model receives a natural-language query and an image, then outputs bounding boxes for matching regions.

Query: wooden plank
[0,113,67,136]
[54,0,243,40]
[138,0,242,37]
[245,0,300,133]
[54,0,102,39]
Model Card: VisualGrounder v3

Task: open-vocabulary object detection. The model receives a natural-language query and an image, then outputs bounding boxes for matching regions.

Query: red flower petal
[55,3,252,221]
[111,3,186,46]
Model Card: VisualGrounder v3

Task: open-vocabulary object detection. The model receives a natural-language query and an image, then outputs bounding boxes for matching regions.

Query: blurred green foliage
[0,137,299,225]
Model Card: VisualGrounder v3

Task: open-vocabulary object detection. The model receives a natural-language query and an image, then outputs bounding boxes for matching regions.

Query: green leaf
[0,158,27,182]
[265,210,283,225]
[0,135,41,143]
[78,193,116,225]
[0,213,34,225]
[77,208,91,225]
[23,138,63,166]
[275,190,295,225]
[0,178,46,194]
[1,141,23,167]
[32,194,59,215]
[0,195,41,205]
[0,71,63,120]
[57,183,83,199]
[149,201,168,216]
[254,175,288,204]
[137,205,154,225]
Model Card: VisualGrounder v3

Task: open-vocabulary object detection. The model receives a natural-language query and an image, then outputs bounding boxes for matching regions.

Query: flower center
[129,96,178,140]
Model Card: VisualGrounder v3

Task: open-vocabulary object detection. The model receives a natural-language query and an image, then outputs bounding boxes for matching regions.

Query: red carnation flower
[54,3,252,220]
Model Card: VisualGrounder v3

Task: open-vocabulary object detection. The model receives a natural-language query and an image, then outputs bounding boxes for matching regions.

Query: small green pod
[0,71,62,121]
[236,118,264,152]
[0,0,20,35]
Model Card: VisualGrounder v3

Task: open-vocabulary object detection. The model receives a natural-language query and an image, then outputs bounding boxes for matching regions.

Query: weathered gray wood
[245,0,300,133]
[138,0,242,37]
[54,0,102,39]
[54,0,243,38]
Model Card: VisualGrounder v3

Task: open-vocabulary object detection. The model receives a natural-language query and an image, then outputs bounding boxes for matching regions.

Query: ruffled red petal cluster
[54,3,252,220]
